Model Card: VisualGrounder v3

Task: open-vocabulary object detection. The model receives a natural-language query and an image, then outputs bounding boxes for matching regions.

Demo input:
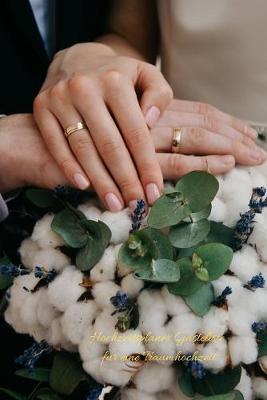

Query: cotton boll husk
[100,209,132,245]
[235,367,253,400]
[109,329,145,358]
[228,307,256,337]
[77,203,101,221]
[32,248,70,272]
[92,281,121,308]
[201,307,229,336]
[79,326,107,362]
[209,198,227,222]
[47,266,85,312]
[90,246,116,282]
[61,301,98,345]
[121,389,156,400]
[19,238,41,270]
[36,290,60,328]
[120,274,144,298]
[168,313,201,354]
[93,307,118,343]
[253,377,267,400]
[161,285,190,316]
[230,245,261,283]
[31,213,64,248]
[197,338,228,373]
[228,336,258,366]
[134,363,175,394]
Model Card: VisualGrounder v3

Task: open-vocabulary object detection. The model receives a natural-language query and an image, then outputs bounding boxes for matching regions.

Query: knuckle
[104,70,124,89]
[189,127,205,145]
[60,158,74,175]
[33,93,46,112]
[49,82,66,101]
[204,115,220,131]
[127,127,146,148]
[44,131,59,149]
[72,137,91,157]
[158,84,173,101]
[101,140,122,158]
[68,74,93,95]
[119,177,139,194]
[167,153,183,170]
[198,102,215,115]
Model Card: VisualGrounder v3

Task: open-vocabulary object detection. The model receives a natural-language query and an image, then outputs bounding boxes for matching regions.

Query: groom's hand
[33,43,173,211]
[0,114,67,193]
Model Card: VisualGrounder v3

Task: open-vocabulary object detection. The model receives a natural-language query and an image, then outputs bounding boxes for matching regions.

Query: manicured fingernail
[146,183,161,204]
[145,106,161,128]
[74,173,89,190]
[105,193,123,212]
[249,148,267,162]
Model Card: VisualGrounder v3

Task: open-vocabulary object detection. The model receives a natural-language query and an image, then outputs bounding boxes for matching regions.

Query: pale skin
[1,1,266,203]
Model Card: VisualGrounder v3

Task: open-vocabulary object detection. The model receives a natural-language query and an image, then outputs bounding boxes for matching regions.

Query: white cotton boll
[77,203,102,221]
[109,329,145,358]
[47,266,85,312]
[100,209,132,245]
[201,307,229,336]
[32,213,64,248]
[121,389,156,400]
[230,245,261,283]
[20,291,42,326]
[100,359,135,386]
[5,305,29,334]
[79,326,107,362]
[32,248,70,272]
[212,275,243,307]
[228,307,255,337]
[134,363,175,394]
[168,378,194,400]
[19,238,41,270]
[93,307,118,343]
[168,313,201,354]
[138,289,166,313]
[248,222,267,263]
[259,356,267,374]
[61,301,98,345]
[90,246,117,282]
[197,338,228,373]
[145,325,176,365]
[36,290,60,328]
[47,318,63,347]
[210,198,227,222]
[9,273,40,313]
[253,161,267,180]
[83,358,104,383]
[121,274,144,298]
[221,168,252,204]
[253,377,267,400]
[228,336,258,366]
[138,290,167,331]
[31,325,48,342]
[246,289,267,320]
[161,285,190,316]
[235,367,253,400]
[92,281,121,309]
[249,168,267,188]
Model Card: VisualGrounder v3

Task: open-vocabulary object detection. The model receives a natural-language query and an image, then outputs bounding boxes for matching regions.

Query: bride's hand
[33,43,173,211]
[152,99,266,179]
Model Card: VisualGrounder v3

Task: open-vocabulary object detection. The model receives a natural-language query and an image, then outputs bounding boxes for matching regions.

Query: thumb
[136,62,173,128]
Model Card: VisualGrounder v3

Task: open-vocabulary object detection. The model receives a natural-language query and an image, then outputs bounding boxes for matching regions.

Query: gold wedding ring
[64,122,86,138]
[172,127,182,153]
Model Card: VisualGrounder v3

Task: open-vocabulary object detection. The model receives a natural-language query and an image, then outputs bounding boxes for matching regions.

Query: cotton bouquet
[1,164,267,400]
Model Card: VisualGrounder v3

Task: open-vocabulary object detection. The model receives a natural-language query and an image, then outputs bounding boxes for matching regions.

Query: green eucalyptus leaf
[184,205,212,223]
[168,257,203,296]
[178,370,195,397]
[170,219,211,248]
[15,367,50,382]
[184,283,214,316]
[25,188,56,208]
[134,259,180,283]
[0,388,27,400]
[206,222,235,246]
[98,221,112,248]
[76,237,104,271]
[192,366,242,396]
[49,352,89,396]
[200,391,243,400]
[195,266,210,282]
[118,242,151,271]
[257,331,267,357]
[52,209,88,248]
[36,388,63,400]
[194,243,233,281]
[175,171,219,212]
[142,227,173,259]
[148,194,191,229]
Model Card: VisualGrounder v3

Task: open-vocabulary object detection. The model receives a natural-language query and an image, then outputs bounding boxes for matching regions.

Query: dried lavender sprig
[251,321,267,333]
[15,340,52,371]
[85,385,104,400]
[130,199,146,233]
[213,286,232,307]
[0,264,30,277]
[187,360,206,379]
[244,273,265,291]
